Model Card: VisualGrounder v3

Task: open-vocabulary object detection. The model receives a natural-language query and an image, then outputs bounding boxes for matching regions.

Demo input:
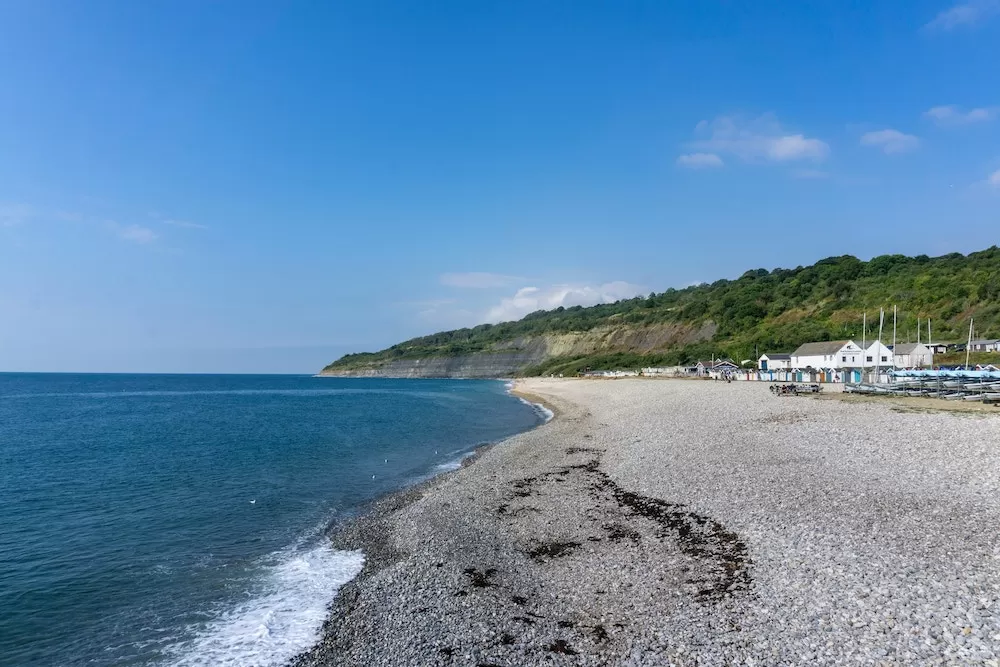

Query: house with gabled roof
[892,342,933,368]
[791,340,864,369]
[863,340,893,368]
[694,359,739,376]
[757,353,791,371]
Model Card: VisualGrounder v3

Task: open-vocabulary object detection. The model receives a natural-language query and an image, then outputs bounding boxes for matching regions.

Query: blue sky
[1,0,999,373]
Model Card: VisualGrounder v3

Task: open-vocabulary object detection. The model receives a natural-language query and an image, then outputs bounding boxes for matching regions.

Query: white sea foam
[518,397,554,423]
[501,379,553,423]
[166,544,364,667]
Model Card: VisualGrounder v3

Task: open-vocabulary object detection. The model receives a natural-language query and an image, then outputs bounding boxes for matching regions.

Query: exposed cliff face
[318,352,541,378]
[319,321,715,378]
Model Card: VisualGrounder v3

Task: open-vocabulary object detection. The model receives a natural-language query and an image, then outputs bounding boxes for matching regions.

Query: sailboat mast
[892,305,897,369]
[860,311,868,381]
[966,318,974,369]
[876,308,885,380]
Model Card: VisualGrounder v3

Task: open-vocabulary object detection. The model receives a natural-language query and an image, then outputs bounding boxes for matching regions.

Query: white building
[970,339,1000,352]
[757,353,792,371]
[694,359,739,376]
[892,342,933,368]
[862,340,893,368]
[790,340,864,369]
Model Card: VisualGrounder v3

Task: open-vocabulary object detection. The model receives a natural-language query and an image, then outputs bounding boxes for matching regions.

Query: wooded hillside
[324,248,1000,376]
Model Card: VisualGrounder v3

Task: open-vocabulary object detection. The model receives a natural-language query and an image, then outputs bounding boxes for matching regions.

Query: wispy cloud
[676,153,724,169]
[790,168,831,180]
[163,219,207,230]
[440,272,525,289]
[0,203,36,227]
[112,222,159,244]
[485,281,645,323]
[686,114,829,164]
[860,129,921,154]
[925,0,1000,30]
[990,169,1000,187]
[924,105,998,125]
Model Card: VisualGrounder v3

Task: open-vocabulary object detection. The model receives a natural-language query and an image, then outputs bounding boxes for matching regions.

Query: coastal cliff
[318,322,715,378]
[320,248,1000,378]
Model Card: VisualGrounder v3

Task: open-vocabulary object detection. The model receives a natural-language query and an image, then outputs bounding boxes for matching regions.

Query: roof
[760,353,791,360]
[696,359,737,368]
[971,339,999,345]
[791,341,852,356]
[893,342,928,354]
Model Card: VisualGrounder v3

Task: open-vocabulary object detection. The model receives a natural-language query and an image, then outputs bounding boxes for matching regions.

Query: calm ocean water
[0,374,546,667]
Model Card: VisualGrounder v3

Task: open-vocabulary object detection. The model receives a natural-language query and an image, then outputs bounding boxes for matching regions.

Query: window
[842,356,847,362]
[866,356,873,362]
[881,356,888,362]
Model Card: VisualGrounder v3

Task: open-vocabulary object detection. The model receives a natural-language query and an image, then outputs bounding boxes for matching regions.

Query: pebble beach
[294,378,1000,666]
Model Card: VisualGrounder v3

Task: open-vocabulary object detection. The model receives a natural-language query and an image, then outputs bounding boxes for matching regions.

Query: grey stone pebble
[291,379,1000,666]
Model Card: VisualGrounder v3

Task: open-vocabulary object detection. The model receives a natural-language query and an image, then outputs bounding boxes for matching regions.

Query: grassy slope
[324,248,1000,376]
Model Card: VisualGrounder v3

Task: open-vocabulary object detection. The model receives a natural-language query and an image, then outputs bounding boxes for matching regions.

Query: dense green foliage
[325,248,1000,374]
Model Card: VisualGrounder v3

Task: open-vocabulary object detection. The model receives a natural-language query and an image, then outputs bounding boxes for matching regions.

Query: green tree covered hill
[324,248,1000,376]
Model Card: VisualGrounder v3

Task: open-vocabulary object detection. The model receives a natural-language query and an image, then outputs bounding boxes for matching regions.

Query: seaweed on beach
[545,639,578,655]
[463,567,498,588]
[511,476,538,497]
[527,540,581,561]
[525,452,751,600]
[592,473,752,600]
[603,522,641,543]
[589,624,610,643]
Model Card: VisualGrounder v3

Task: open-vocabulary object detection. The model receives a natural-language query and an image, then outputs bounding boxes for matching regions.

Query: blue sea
[0,374,547,667]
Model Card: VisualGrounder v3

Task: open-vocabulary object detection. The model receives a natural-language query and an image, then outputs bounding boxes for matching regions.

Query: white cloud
[117,224,159,244]
[860,129,921,154]
[790,168,831,179]
[924,105,998,125]
[688,114,829,163]
[676,153,724,169]
[925,0,1000,30]
[440,272,524,289]
[990,169,1000,187]
[485,281,645,323]
[0,203,35,227]
[163,219,207,230]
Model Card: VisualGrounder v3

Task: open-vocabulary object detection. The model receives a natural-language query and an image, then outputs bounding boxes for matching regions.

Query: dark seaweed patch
[604,522,641,543]
[590,624,610,643]
[527,541,581,561]
[546,639,578,655]
[463,567,498,588]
